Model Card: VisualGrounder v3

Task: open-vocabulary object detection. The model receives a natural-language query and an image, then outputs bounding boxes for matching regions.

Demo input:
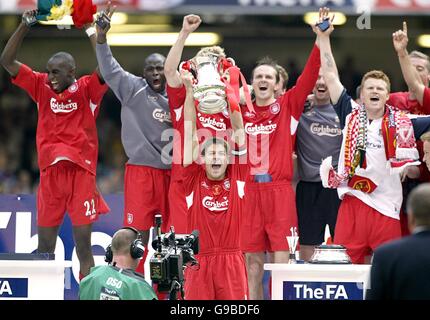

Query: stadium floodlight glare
[107,32,221,46]
[39,12,128,26]
[110,24,172,33]
[303,12,347,26]
[418,35,430,48]
[110,12,128,25]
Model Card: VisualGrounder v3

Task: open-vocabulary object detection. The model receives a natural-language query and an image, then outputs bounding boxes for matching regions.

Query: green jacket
[79,265,158,300]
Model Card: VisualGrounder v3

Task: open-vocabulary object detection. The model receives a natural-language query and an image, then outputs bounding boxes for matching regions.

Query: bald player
[79,227,157,300]
[95,3,172,274]
[0,10,109,280]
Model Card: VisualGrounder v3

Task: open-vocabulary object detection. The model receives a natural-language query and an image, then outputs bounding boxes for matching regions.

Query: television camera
[149,215,199,300]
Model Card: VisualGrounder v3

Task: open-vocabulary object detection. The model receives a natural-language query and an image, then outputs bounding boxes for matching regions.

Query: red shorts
[37,161,106,227]
[184,250,248,300]
[167,180,188,234]
[241,181,298,253]
[334,195,401,264]
[123,164,170,231]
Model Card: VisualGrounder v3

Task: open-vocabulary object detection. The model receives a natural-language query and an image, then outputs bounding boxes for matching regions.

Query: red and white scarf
[321,104,420,190]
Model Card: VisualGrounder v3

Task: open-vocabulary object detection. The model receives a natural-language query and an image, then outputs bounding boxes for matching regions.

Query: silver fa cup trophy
[185,53,234,114]
[286,227,299,264]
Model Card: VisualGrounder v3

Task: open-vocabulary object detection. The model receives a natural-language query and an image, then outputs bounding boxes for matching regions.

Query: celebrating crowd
[1,2,430,300]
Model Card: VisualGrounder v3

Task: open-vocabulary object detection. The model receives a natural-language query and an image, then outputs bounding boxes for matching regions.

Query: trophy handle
[218,57,236,75]
[226,57,235,66]
[179,61,197,85]
[179,60,191,71]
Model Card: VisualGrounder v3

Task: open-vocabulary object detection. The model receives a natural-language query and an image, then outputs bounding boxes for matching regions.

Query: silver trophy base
[197,100,227,114]
[288,253,297,264]
[194,85,227,115]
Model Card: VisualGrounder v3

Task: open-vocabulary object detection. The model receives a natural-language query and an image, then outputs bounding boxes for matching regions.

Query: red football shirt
[167,84,232,181]
[167,84,231,134]
[241,44,320,182]
[388,90,430,115]
[12,64,108,175]
[183,162,247,254]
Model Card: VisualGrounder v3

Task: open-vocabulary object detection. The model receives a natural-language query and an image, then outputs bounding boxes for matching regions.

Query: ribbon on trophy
[222,60,254,114]
[35,0,97,28]
[180,53,254,115]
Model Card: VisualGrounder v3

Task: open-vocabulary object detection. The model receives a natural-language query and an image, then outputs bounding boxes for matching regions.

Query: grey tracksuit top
[96,42,172,169]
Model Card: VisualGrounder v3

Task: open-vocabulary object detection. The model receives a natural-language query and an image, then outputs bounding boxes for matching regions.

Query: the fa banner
[0,194,125,300]
[283,281,365,300]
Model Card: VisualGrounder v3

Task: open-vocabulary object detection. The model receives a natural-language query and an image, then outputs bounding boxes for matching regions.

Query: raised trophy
[286,227,299,264]
[181,53,235,114]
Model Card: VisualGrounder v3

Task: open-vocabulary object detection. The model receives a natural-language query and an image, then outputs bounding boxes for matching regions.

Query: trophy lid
[308,244,352,264]
[316,244,346,250]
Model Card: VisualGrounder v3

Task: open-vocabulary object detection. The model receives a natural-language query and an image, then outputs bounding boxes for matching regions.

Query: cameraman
[181,70,248,300]
[79,228,157,300]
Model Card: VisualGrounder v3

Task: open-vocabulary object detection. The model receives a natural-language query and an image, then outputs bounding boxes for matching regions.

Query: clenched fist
[182,14,202,34]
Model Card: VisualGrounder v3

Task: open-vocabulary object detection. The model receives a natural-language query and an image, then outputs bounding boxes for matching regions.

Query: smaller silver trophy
[286,227,299,264]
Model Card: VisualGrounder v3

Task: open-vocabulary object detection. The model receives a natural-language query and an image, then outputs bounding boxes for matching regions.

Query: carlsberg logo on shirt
[153,108,172,123]
[202,196,228,211]
[310,123,342,137]
[198,114,227,131]
[50,98,78,113]
[245,122,277,135]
